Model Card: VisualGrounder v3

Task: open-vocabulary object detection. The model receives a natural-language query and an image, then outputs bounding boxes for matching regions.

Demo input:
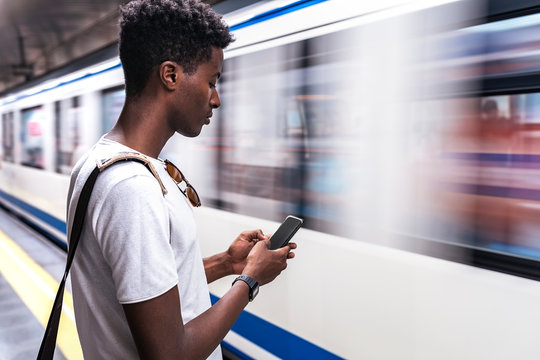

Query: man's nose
[210,89,221,109]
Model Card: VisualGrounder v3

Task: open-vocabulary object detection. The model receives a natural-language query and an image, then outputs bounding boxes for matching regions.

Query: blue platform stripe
[0,188,66,235]
[230,0,329,31]
[210,294,343,360]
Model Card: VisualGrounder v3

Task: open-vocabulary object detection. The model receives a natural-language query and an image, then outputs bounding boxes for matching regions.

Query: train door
[20,106,45,169]
[54,96,82,174]
[2,112,14,163]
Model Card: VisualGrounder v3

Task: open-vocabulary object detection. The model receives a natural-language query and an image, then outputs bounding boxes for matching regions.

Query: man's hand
[204,229,268,283]
[227,229,267,274]
[204,229,297,283]
[242,239,297,286]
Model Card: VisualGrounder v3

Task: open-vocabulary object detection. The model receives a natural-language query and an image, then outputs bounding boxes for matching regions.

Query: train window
[20,106,45,169]
[413,92,540,262]
[1,112,14,163]
[289,95,343,138]
[55,96,83,174]
[470,12,540,78]
[102,87,125,135]
[421,11,540,87]
[522,93,540,124]
[389,8,540,279]
[215,32,364,236]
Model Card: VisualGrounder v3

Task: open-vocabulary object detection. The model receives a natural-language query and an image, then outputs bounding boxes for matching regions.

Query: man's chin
[177,128,202,138]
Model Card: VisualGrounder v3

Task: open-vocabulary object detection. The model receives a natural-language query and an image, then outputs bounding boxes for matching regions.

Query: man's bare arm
[123,240,292,359]
[123,281,250,359]
[204,251,233,283]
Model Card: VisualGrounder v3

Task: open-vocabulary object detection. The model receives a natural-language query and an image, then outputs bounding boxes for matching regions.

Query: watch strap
[233,275,259,301]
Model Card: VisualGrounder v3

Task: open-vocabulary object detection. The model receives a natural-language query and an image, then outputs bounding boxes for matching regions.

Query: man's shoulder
[70,139,163,195]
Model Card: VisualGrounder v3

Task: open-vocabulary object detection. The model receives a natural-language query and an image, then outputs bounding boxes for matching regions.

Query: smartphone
[269,215,303,250]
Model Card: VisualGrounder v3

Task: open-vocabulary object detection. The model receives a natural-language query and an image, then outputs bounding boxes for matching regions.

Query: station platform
[0,206,77,359]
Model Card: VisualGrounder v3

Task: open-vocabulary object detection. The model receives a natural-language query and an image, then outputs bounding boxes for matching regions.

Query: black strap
[37,166,100,359]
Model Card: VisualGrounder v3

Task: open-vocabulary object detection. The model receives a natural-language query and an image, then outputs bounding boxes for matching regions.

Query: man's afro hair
[119,0,233,97]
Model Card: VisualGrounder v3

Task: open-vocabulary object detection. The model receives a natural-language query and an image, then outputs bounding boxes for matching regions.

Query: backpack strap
[38,152,166,359]
[97,152,167,195]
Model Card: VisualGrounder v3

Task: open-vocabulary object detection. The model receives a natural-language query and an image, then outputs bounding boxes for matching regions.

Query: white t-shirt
[67,137,222,359]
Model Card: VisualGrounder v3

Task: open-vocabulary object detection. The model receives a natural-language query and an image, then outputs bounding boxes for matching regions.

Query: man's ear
[160,61,182,91]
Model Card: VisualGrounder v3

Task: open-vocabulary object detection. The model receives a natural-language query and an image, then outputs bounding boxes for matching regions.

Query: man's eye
[209,83,216,89]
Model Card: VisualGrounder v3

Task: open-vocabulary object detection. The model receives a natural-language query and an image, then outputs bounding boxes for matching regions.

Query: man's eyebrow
[214,72,221,79]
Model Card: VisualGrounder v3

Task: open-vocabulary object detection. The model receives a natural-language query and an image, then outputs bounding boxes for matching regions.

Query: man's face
[170,47,224,137]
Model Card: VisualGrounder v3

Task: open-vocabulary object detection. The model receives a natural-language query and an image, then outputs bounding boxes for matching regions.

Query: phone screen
[269,215,303,250]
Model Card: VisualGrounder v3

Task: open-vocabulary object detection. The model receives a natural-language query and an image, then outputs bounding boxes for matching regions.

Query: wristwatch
[232,275,259,302]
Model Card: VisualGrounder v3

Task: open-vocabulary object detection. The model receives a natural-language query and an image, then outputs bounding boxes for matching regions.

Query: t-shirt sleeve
[92,171,178,304]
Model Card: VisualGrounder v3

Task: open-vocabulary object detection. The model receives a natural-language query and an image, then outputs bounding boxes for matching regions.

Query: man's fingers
[241,229,265,242]
[275,244,291,255]
[276,242,296,258]
[252,238,270,249]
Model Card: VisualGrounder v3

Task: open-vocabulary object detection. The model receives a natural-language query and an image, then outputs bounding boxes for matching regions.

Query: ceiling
[0,0,226,94]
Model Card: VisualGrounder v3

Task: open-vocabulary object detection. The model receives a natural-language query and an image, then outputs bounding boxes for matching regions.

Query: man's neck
[105,95,173,158]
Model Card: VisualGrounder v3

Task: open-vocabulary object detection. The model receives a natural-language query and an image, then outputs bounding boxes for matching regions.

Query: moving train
[2,0,540,358]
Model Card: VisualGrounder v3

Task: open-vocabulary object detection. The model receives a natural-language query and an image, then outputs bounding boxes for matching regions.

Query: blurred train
[2,0,540,359]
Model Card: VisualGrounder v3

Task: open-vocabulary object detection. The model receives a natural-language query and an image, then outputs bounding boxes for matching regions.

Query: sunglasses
[165,159,201,207]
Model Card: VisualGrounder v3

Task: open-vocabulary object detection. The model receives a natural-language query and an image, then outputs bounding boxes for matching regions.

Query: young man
[67,0,296,358]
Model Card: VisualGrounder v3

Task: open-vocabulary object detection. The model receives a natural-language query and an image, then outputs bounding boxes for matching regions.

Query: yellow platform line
[0,229,83,359]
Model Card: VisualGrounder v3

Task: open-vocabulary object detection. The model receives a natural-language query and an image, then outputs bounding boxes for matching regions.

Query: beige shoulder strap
[95,152,168,195]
